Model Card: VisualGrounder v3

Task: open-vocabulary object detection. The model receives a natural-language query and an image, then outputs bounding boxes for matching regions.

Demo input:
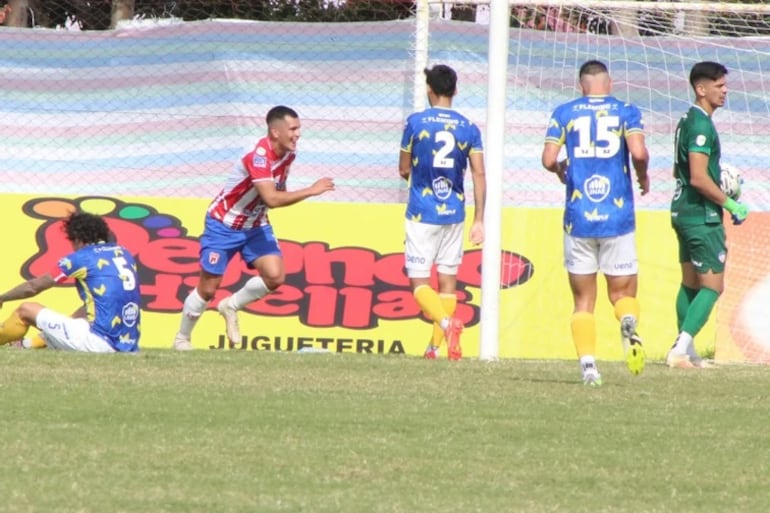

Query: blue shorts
[199,214,281,275]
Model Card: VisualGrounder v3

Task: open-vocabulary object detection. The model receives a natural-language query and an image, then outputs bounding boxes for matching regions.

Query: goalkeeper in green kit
[668,61,749,368]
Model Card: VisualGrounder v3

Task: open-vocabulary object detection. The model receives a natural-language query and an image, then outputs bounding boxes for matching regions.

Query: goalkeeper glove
[723,197,749,225]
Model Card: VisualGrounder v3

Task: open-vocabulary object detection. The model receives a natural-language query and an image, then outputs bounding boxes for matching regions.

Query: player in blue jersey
[541,60,650,385]
[399,64,486,360]
[0,212,141,352]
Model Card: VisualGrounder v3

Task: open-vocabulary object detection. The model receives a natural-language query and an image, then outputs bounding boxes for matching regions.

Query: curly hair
[62,212,111,245]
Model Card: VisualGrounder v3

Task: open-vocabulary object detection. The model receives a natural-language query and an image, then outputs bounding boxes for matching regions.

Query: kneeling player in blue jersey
[0,212,141,352]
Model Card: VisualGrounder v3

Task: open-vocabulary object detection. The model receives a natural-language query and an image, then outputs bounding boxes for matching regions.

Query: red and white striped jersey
[207,136,295,230]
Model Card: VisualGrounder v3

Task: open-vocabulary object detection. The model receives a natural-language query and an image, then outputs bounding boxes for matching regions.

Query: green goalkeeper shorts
[673,223,727,274]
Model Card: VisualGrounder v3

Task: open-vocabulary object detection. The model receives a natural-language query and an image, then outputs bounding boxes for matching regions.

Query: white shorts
[564,232,638,276]
[36,308,116,353]
[405,220,464,278]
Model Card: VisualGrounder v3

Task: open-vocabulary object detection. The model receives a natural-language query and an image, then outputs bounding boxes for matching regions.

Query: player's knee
[16,302,44,325]
[262,273,285,291]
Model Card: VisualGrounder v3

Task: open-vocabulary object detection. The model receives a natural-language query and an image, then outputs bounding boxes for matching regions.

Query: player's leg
[668,225,725,368]
[565,234,601,385]
[173,215,238,350]
[433,223,465,360]
[216,225,284,347]
[0,304,33,345]
[406,220,455,359]
[30,306,115,352]
[599,232,645,375]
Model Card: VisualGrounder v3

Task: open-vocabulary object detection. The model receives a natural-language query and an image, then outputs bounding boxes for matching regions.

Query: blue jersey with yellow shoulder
[400,106,483,225]
[54,243,141,352]
[545,95,644,238]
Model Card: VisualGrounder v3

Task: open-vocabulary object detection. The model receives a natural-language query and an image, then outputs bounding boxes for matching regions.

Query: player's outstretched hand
[310,177,335,196]
[469,221,484,246]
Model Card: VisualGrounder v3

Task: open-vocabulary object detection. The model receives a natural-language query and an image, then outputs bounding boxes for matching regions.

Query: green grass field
[1,349,768,513]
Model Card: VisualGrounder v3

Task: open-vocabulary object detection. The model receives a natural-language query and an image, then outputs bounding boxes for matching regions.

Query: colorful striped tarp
[2,19,769,209]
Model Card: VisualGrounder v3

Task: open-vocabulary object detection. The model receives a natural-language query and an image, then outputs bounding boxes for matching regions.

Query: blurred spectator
[0,3,10,25]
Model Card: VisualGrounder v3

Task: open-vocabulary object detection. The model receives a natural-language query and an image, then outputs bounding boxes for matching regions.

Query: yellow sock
[431,294,457,346]
[414,285,448,328]
[571,312,596,359]
[25,333,47,349]
[614,296,640,323]
[0,311,30,345]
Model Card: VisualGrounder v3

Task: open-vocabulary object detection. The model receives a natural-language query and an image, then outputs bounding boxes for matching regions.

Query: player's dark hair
[424,64,457,97]
[579,60,608,78]
[63,212,111,245]
[689,61,728,88]
[266,105,299,126]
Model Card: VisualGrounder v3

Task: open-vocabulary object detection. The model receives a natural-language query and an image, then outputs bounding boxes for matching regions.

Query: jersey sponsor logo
[614,261,635,270]
[252,155,267,167]
[432,176,453,201]
[584,208,609,222]
[695,134,707,146]
[122,302,140,327]
[583,174,611,203]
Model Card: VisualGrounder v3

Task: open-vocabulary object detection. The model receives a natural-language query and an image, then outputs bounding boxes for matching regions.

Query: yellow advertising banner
[0,194,726,361]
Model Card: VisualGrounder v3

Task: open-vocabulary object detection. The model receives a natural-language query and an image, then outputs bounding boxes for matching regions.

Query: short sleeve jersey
[400,106,483,225]
[545,95,644,238]
[670,106,723,227]
[51,243,141,352]
[207,136,295,230]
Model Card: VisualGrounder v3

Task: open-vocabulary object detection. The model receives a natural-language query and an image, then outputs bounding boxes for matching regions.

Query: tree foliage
[10,0,414,30]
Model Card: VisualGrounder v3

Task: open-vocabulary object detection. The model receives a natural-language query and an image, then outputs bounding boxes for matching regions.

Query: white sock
[178,288,208,338]
[580,355,596,370]
[230,276,271,310]
[672,331,694,355]
[686,341,701,360]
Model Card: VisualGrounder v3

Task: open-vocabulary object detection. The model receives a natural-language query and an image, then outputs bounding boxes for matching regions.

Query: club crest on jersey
[208,252,221,265]
[122,302,140,327]
[432,176,453,201]
[583,174,611,203]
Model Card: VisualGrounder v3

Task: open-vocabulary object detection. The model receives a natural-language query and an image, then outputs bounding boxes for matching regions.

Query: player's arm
[0,274,56,307]
[688,151,726,205]
[541,141,566,184]
[468,150,486,245]
[254,178,335,209]
[398,149,412,181]
[626,131,650,195]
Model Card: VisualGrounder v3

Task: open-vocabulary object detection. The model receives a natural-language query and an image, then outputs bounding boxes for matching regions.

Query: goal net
[490,0,770,364]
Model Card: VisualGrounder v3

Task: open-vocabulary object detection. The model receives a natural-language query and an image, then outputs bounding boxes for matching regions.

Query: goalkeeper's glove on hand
[723,197,749,225]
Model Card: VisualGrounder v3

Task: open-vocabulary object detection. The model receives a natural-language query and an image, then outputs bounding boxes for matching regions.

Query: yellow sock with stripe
[571,312,596,359]
[414,285,449,330]
[613,296,640,324]
[431,294,457,347]
[0,311,30,345]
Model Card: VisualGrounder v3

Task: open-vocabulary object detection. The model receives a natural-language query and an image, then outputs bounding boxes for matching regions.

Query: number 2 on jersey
[572,115,621,159]
[432,130,456,169]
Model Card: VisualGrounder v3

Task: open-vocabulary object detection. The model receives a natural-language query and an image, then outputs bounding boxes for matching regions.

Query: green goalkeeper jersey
[670,105,723,227]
